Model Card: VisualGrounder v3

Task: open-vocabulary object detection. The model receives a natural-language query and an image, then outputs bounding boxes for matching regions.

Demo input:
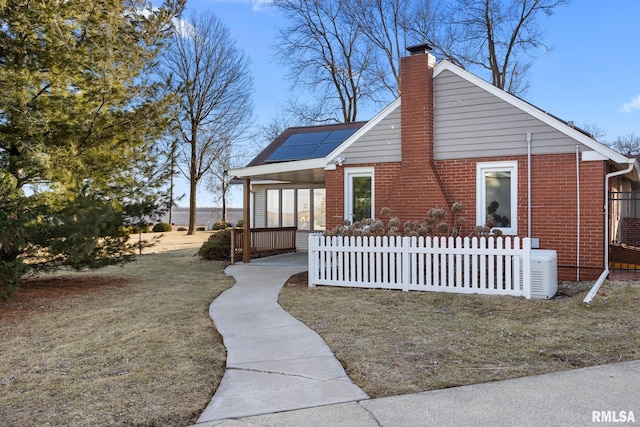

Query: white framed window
[476,161,517,235]
[297,189,311,230]
[345,167,374,222]
[264,187,325,231]
[281,189,295,227]
[313,188,326,230]
[266,189,280,227]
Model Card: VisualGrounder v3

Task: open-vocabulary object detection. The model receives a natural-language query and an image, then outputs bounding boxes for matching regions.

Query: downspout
[576,146,580,281]
[584,161,635,303]
[527,132,532,238]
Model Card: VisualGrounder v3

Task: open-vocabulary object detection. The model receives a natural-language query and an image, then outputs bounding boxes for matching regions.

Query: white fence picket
[308,234,532,298]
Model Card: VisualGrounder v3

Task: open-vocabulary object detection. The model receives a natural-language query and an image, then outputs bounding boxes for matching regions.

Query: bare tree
[410,0,569,95]
[580,123,608,142]
[347,0,413,98]
[273,0,377,123]
[609,133,640,157]
[205,146,253,222]
[274,0,567,113]
[163,11,253,234]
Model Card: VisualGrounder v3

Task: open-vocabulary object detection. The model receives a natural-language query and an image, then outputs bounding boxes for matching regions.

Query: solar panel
[280,131,333,146]
[265,128,359,163]
[323,129,358,143]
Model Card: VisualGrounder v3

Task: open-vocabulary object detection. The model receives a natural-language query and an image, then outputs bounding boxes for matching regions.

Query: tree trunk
[188,137,197,235]
[188,177,196,234]
[168,146,175,225]
[221,181,228,222]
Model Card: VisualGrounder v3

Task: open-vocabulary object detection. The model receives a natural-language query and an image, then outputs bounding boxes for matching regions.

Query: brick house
[230,45,639,281]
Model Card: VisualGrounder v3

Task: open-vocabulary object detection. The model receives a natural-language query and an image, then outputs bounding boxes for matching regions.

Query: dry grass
[0,231,233,427]
[280,275,640,398]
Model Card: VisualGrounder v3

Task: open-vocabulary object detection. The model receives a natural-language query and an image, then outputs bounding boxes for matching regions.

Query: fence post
[402,236,410,292]
[230,228,236,264]
[308,234,318,288]
[522,237,532,299]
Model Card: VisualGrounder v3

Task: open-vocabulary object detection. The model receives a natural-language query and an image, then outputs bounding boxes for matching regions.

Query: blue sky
[175,0,640,207]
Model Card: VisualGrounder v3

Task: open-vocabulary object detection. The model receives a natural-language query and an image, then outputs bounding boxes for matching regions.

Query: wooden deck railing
[231,227,297,263]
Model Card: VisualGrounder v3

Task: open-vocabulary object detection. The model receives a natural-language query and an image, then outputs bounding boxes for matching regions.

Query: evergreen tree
[0,0,185,299]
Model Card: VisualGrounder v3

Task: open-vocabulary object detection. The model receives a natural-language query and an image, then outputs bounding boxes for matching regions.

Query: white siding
[434,70,587,160]
[296,231,311,250]
[341,105,402,164]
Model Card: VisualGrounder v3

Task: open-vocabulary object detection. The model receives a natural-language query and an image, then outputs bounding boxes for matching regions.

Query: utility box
[525,250,558,299]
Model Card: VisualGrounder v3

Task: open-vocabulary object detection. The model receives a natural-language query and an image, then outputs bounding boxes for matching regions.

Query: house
[230,44,639,281]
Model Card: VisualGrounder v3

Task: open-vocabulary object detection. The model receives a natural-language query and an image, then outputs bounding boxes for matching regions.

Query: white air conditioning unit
[521,250,558,299]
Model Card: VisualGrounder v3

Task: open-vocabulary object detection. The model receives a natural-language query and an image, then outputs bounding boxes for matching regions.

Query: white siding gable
[433,69,588,160]
[339,102,402,164]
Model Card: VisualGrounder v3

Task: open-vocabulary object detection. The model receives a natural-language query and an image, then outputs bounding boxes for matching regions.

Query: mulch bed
[1,276,130,323]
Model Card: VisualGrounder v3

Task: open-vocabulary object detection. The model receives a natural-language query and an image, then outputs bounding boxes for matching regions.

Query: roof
[231,60,639,182]
[246,122,366,167]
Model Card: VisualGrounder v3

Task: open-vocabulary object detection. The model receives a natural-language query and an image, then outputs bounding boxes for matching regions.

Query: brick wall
[325,166,345,228]
[436,154,606,281]
[326,154,607,281]
[620,218,640,246]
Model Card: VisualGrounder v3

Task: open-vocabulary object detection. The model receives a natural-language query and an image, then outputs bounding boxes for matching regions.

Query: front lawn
[0,240,233,427]
[280,275,640,397]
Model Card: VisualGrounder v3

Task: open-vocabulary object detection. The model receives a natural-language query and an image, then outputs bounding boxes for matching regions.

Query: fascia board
[229,157,327,178]
[433,61,630,165]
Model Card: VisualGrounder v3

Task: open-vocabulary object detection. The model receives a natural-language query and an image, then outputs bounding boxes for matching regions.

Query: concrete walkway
[194,252,640,426]
[196,359,640,426]
[196,252,368,423]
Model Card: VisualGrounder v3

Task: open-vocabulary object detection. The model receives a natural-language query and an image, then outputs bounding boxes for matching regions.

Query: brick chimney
[391,44,450,219]
[400,44,437,164]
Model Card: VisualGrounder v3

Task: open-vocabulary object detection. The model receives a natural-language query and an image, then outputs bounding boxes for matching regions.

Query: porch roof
[231,121,366,184]
[231,158,328,184]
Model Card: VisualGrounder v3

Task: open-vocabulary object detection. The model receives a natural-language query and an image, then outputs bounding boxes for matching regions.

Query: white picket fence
[308,234,532,298]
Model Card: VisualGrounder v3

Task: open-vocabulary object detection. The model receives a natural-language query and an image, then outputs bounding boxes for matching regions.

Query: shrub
[126,224,150,234]
[152,222,172,232]
[199,230,231,260]
[212,220,231,230]
[196,226,206,232]
[324,204,469,238]
[177,227,187,232]
[235,219,244,228]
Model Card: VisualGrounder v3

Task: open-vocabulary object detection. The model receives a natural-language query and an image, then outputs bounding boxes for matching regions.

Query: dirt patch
[0,276,130,324]
[284,271,308,288]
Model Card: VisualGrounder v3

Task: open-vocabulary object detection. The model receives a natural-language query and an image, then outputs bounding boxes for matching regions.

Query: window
[265,187,325,230]
[297,189,311,230]
[313,188,326,230]
[266,189,280,227]
[282,189,295,227]
[477,162,517,234]
[345,168,374,222]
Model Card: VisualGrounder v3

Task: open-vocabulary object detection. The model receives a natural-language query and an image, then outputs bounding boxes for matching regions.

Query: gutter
[584,160,636,303]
